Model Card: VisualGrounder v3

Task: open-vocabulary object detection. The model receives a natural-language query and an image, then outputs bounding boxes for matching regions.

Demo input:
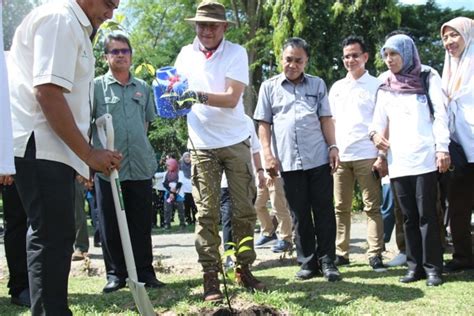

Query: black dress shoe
[103,280,126,293]
[426,273,443,286]
[295,268,319,280]
[444,259,474,273]
[334,255,350,266]
[400,270,425,283]
[320,261,342,282]
[11,288,31,307]
[144,279,166,288]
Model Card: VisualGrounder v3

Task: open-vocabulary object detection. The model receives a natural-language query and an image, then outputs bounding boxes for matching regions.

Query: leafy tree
[119,0,197,157]
[2,0,37,50]
[266,0,400,85]
[225,0,274,115]
[328,0,401,82]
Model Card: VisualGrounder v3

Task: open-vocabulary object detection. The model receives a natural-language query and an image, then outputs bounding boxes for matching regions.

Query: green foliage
[324,0,401,84]
[221,235,255,310]
[134,63,156,78]
[351,183,364,212]
[2,259,474,315]
[117,1,197,156]
[223,236,254,264]
[223,235,255,282]
[2,0,34,50]
[148,117,188,158]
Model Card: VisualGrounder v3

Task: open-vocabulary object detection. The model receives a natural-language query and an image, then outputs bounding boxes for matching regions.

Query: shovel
[96,114,156,316]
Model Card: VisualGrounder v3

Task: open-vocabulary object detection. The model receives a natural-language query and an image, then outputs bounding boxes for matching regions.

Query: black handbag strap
[420,70,434,118]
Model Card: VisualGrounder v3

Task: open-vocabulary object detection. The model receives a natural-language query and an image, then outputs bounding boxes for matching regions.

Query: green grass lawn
[1,258,473,315]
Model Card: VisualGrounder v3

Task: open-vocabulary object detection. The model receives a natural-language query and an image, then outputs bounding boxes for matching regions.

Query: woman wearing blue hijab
[369,34,450,286]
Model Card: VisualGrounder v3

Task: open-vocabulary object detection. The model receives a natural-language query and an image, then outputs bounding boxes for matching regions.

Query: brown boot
[235,265,266,292]
[203,271,223,302]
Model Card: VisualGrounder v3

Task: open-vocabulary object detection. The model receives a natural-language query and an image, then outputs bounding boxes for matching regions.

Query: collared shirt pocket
[127,92,147,119]
[303,93,320,114]
[100,96,120,116]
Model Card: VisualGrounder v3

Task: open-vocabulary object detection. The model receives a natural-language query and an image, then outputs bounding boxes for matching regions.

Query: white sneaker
[385,253,407,267]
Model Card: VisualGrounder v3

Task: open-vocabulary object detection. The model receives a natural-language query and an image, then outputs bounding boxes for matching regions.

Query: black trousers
[392,171,443,274]
[2,183,28,297]
[184,192,197,224]
[281,164,336,271]
[14,136,75,316]
[447,164,474,264]
[97,177,156,282]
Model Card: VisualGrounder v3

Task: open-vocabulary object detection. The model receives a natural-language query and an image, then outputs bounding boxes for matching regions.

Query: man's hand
[372,156,388,178]
[85,148,122,177]
[436,151,451,173]
[173,90,199,111]
[372,133,390,151]
[0,175,14,186]
[256,170,266,189]
[264,154,280,178]
[329,147,340,174]
[265,176,275,188]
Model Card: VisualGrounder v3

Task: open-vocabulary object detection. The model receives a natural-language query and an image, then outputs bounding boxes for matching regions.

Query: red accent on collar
[200,48,215,59]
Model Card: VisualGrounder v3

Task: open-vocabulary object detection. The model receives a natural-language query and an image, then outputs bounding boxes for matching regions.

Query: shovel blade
[127,279,156,316]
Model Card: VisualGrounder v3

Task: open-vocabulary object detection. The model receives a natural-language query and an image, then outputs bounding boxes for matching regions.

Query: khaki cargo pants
[191,140,257,272]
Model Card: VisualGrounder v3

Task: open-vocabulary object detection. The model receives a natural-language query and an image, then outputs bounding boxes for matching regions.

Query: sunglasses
[107,48,131,56]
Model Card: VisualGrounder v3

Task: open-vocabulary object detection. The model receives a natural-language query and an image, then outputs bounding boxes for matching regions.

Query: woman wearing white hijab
[370,34,450,286]
[441,17,474,273]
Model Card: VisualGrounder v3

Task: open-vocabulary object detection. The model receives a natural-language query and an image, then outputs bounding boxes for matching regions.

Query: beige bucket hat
[185,1,235,24]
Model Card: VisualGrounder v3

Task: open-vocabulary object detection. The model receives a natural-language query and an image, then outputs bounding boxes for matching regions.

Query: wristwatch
[198,92,209,105]
[369,130,377,141]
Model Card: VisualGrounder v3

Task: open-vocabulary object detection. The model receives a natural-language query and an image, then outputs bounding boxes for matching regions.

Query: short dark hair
[282,37,310,59]
[341,35,367,53]
[104,33,133,54]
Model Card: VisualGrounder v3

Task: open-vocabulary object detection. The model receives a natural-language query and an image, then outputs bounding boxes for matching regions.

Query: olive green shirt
[92,71,157,181]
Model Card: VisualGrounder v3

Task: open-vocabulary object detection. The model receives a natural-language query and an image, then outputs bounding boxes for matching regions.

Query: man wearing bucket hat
[174,0,265,302]
[92,32,164,293]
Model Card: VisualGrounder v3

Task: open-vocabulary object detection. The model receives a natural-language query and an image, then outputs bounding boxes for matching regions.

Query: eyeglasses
[342,53,363,60]
[196,23,222,31]
[107,48,131,56]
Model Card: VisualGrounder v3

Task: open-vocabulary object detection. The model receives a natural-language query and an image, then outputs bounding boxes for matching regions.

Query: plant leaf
[236,245,252,254]
[135,64,143,75]
[225,241,237,248]
[176,98,197,106]
[237,236,254,248]
[223,249,236,258]
[225,269,235,281]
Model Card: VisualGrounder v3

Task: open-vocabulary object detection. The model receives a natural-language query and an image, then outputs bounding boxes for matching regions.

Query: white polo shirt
[329,71,381,161]
[175,37,249,150]
[370,72,450,178]
[8,0,95,178]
